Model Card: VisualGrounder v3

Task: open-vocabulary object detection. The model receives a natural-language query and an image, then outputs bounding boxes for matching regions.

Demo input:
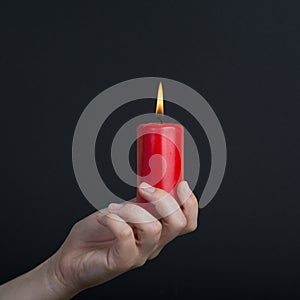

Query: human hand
[47,181,198,298]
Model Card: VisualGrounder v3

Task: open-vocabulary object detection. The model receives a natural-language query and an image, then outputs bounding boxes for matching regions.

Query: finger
[138,182,187,244]
[96,213,137,270]
[68,212,113,245]
[108,202,162,256]
[176,181,199,235]
[108,202,157,223]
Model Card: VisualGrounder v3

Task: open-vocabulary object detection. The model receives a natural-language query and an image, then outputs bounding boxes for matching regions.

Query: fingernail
[106,213,125,222]
[99,208,109,215]
[108,203,123,211]
[178,181,192,203]
[183,181,192,195]
[96,211,105,222]
[139,182,156,193]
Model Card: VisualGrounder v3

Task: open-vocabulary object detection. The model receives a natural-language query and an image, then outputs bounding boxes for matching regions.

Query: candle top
[137,122,183,132]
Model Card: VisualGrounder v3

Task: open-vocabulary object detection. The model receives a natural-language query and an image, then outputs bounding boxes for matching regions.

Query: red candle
[136,82,184,208]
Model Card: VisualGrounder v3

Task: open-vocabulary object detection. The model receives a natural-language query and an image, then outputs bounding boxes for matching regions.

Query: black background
[1,1,300,299]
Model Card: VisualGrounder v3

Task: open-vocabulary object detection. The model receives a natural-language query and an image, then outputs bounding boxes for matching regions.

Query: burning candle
[136,82,184,207]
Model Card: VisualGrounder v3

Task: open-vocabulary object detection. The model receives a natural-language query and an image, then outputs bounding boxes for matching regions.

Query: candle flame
[155,82,164,115]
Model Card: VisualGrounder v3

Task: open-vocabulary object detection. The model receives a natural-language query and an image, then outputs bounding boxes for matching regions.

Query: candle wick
[157,114,163,123]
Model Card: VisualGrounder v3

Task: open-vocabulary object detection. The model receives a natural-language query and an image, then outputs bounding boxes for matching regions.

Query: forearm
[0,257,76,300]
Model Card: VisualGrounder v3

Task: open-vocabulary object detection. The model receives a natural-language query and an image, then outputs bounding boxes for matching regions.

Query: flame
[155,82,164,115]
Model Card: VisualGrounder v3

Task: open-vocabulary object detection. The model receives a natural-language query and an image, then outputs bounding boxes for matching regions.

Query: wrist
[43,254,78,300]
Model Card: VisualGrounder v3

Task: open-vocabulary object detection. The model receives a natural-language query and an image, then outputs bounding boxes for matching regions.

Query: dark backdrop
[1,1,299,299]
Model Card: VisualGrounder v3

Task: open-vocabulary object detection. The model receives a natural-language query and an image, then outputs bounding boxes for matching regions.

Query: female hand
[0,180,198,300]
[48,181,198,298]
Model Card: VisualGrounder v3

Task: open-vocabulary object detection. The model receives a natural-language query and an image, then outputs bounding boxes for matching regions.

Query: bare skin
[0,181,198,300]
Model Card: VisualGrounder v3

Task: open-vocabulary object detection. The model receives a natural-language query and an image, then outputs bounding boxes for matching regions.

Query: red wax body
[136,123,184,204]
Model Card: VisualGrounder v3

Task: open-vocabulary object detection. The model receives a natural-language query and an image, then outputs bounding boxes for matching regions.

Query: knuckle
[71,221,82,233]
[147,243,162,260]
[146,221,162,236]
[134,257,147,268]
[119,227,133,240]
[174,216,187,231]
[148,249,161,260]
[187,222,198,233]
